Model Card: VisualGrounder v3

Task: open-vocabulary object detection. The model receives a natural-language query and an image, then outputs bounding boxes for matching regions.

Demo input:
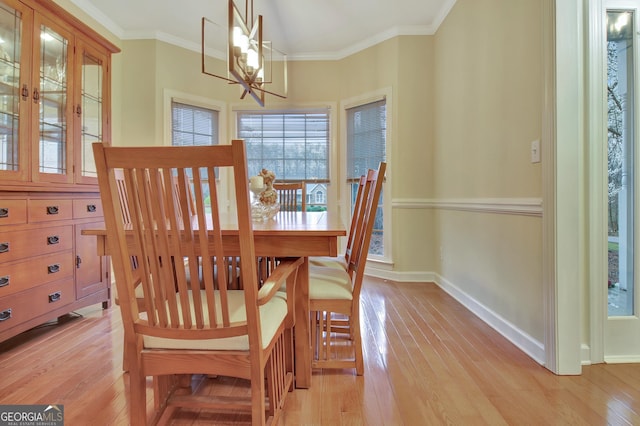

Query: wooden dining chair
[309,173,368,271]
[94,140,303,425]
[274,182,306,212]
[309,162,386,375]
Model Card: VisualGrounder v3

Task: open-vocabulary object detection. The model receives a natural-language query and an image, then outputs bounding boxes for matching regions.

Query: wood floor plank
[1,277,639,425]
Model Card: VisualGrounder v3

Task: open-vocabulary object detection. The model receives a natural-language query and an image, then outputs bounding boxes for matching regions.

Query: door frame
[587,0,640,363]
[586,0,608,365]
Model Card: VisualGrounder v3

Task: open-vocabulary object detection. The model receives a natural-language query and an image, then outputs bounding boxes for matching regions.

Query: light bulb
[247,48,259,70]
[233,27,242,47]
[233,27,249,54]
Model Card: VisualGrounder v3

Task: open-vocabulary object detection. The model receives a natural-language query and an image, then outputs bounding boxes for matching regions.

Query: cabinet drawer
[0,251,74,298]
[0,226,73,263]
[73,198,103,219]
[0,199,27,226]
[0,279,74,334]
[28,199,73,223]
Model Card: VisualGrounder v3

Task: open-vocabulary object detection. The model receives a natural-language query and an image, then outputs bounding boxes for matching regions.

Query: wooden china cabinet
[0,0,119,343]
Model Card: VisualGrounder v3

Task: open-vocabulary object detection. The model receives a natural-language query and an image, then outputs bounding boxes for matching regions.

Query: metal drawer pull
[0,208,8,218]
[47,264,60,274]
[0,276,8,288]
[0,242,8,253]
[76,255,82,268]
[46,205,59,215]
[86,204,97,213]
[0,309,11,322]
[47,235,60,245]
[48,292,61,303]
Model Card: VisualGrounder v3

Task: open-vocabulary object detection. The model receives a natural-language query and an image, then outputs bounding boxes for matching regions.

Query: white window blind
[237,111,330,182]
[346,98,386,257]
[171,101,219,183]
[172,101,219,146]
[346,99,386,182]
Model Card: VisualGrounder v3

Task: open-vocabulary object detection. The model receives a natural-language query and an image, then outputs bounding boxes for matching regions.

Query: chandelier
[201,0,287,107]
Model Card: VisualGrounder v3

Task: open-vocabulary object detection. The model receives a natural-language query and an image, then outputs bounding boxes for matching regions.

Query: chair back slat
[114,169,132,225]
[172,168,222,329]
[94,141,262,343]
[129,167,180,328]
[127,168,168,324]
[169,168,202,329]
[274,182,306,211]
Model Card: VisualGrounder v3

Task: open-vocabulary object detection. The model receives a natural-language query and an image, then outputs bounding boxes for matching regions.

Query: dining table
[82,210,346,389]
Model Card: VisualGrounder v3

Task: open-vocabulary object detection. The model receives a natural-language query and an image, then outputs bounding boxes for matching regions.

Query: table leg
[294,258,311,388]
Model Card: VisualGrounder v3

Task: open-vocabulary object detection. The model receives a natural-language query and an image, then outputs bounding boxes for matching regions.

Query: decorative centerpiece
[249,168,280,221]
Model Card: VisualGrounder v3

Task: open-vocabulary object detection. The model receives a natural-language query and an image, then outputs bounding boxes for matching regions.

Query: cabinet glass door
[33,16,72,183]
[0,0,29,181]
[75,41,106,183]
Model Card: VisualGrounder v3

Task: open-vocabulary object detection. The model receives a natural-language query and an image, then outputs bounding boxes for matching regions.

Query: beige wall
[391,36,437,273]
[434,0,542,199]
[433,0,544,343]
[119,41,158,145]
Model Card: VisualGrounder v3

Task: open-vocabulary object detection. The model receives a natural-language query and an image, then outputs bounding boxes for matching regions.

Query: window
[346,99,387,257]
[607,10,635,316]
[237,110,330,209]
[172,101,218,147]
[171,101,220,207]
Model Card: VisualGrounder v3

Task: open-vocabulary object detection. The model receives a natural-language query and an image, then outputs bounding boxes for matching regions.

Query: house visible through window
[237,110,330,210]
[171,101,220,207]
[346,99,386,257]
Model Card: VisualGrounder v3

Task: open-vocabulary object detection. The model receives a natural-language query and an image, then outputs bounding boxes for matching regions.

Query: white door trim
[586,0,607,365]
[546,0,584,374]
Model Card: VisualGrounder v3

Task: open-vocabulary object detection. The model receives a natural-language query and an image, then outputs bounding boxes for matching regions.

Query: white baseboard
[364,267,546,366]
[365,265,434,283]
[604,355,640,364]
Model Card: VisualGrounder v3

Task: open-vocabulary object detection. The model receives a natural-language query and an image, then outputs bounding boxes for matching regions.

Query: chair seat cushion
[142,290,287,351]
[309,265,353,300]
[309,255,347,270]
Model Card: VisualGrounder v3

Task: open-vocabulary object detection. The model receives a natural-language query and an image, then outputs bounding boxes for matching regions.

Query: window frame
[233,104,338,212]
[164,90,227,147]
[164,90,228,204]
[341,89,392,265]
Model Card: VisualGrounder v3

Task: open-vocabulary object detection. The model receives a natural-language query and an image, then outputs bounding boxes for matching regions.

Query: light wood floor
[1,277,639,425]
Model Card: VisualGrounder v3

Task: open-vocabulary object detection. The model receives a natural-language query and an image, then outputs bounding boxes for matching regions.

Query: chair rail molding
[393,197,543,217]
